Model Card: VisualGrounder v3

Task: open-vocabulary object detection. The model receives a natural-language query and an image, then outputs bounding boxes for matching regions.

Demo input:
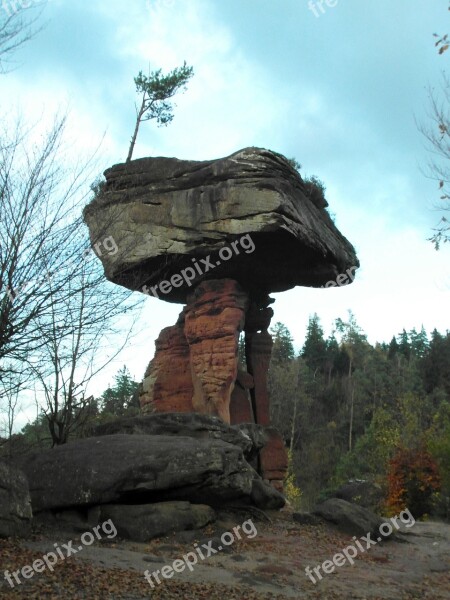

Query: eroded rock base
[140,279,288,492]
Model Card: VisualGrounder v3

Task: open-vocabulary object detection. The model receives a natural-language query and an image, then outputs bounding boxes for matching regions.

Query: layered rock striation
[84,147,359,303]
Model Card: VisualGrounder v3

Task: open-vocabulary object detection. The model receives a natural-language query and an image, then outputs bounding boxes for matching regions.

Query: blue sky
[1,0,449,398]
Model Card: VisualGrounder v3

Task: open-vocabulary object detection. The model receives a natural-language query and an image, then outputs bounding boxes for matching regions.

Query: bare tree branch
[418,73,450,249]
[0,2,45,73]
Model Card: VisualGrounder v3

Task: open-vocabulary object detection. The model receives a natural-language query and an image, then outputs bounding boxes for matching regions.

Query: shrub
[385,446,441,518]
[303,175,327,208]
[284,449,302,509]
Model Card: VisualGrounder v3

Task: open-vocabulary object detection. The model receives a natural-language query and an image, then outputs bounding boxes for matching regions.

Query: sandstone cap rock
[84,147,359,303]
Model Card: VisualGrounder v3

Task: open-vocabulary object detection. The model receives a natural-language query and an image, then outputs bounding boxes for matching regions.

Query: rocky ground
[0,508,449,600]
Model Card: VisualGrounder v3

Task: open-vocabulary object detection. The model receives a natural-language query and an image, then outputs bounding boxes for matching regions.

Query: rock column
[141,279,248,424]
[139,280,288,491]
[184,280,248,424]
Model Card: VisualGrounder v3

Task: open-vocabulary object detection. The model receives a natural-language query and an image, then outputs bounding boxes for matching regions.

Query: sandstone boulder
[99,502,216,542]
[332,480,384,513]
[92,412,254,456]
[20,434,285,512]
[83,147,359,303]
[313,498,388,539]
[292,512,323,526]
[0,462,32,538]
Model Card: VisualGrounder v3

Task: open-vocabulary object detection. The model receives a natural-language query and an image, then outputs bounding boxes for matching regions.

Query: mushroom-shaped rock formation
[84,147,359,492]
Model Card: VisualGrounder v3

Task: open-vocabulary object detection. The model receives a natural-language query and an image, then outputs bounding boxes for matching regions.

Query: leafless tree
[0,2,44,73]
[0,115,143,444]
[28,256,138,446]
[0,364,25,452]
[419,73,450,249]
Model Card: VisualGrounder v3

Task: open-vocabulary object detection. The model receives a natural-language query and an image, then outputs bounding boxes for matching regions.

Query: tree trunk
[126,97,146,162]
[348,384,355,451]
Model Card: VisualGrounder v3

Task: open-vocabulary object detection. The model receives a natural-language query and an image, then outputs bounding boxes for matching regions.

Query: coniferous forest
[266,314,450,518]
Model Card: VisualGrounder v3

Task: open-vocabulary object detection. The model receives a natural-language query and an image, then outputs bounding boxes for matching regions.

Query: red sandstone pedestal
[140,279,288,492]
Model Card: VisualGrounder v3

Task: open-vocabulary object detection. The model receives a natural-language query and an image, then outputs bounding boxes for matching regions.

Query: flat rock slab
[99,501,216,542]
[91,412,253,455]
[20,434,284,512]
[84,147,359,302]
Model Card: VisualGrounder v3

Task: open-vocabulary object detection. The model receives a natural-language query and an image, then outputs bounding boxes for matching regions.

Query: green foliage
[302,313,327,373]
[133,62,194,126]
[270,322,295,363]
[287,157,302,171]
[90,176,106,199]
[100,366,139,417]
[428,401,450,512]
[270,317,450,517]
[284,449,302,509]
[127,61,194,161]
[284,159,328,209]
[303,175,327,207]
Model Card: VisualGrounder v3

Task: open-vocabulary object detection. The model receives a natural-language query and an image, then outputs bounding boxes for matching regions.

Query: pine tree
[409,326,429,358]
[387,336,399,360]
[270,322,295,363]
[126,62,194,162]
[397,329,411,360]
[302,313,327,374]
[101,367,139,416]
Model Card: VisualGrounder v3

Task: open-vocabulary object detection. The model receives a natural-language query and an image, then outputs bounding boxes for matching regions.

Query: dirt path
[1,510,449,599]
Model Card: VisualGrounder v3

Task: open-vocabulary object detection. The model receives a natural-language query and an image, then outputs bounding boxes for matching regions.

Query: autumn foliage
[386,446,441,518]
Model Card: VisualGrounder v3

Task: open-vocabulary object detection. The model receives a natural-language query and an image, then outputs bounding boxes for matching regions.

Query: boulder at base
[99,501,216,542]
[313,498,388,539]
[332,480,384,512]
[20,434,285,512]
[91,412,254,457]
[0,462,32,538]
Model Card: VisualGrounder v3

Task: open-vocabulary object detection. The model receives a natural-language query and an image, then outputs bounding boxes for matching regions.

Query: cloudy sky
[1,0,449,397]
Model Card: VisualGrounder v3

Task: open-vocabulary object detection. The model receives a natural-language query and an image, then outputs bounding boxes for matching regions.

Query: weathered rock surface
[83,147,359,303]
[246,329,273,427]
[259,429,289,492]
[232,423,270,456]
[99,502,216,542]
[83,147,360,500]
[313,498,388,538]
[141,279,248,424]
[0,462,32,538]
[140,311,194,414]
[33,506,102,533]
[184,280,248,423]
[332,480,384,512]
[139,280,288,489]
[250,479,286,510]
[20,434,285,512]
[229,370,255,430]
[92,413,254,457]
